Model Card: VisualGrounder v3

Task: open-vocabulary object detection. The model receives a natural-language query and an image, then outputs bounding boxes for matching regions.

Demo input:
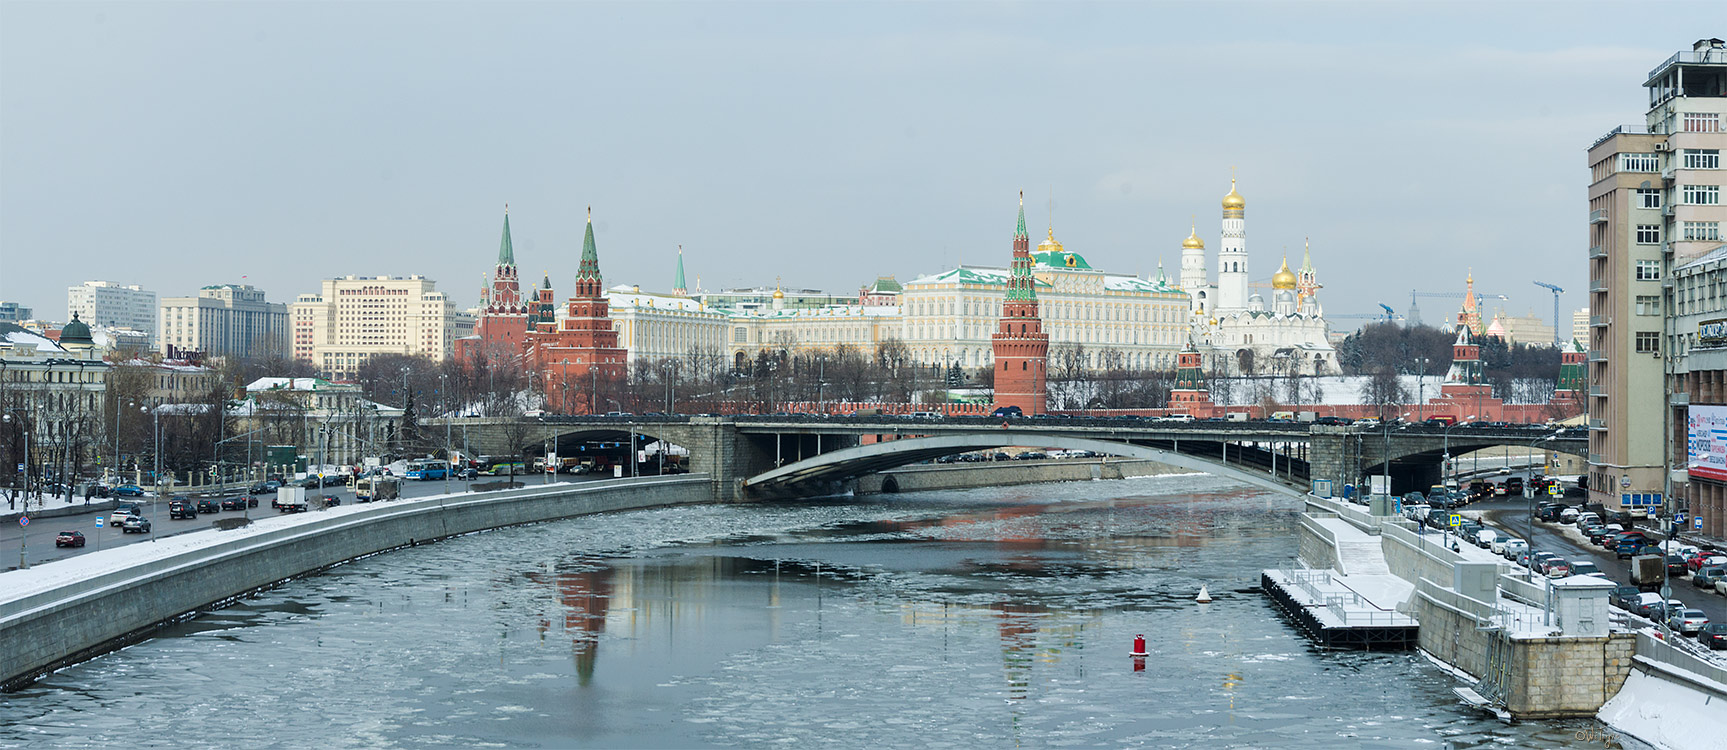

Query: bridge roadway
[432,415,1585,501]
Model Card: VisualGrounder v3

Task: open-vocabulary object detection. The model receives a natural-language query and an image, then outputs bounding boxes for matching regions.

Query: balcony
[1589,387,1607,398]
[1672,392,1691,406]
[1589,453,1605,464]
[1589,282,1609,293]
[1664,204,1677,217]
[1590,209,1609,224]
[1589,417,1608,430]
[1587,349,1607,362]
[1590,315,1607,328]
[1589,244,1607,259]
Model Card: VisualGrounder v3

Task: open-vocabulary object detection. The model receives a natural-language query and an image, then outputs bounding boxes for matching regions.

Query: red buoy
[1130,634,1148,657]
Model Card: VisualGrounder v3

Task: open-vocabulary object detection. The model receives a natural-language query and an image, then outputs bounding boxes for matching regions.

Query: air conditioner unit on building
[1654,142,1670,151]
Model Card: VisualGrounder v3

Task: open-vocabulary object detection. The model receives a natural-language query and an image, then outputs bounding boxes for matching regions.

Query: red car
[1691,553,1727,573]
[55,530,86,548]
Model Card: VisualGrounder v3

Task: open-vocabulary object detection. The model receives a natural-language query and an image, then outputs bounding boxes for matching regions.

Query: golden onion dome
[1181,225,1205,250]
[1222,178,1245,211]
[1037,226,1064,254]
[1272,256,1297,290]
[772,288,785,299]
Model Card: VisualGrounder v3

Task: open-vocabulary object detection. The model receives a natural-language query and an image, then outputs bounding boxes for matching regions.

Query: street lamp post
[3,411,30,567]
[1440,416,1476,491]
[149,404,160,543]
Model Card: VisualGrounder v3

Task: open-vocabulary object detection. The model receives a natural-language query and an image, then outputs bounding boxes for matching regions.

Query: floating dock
[1262,568,1419,649]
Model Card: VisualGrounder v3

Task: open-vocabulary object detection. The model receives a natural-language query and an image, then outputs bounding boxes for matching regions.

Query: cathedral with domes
[1179,178,1336,375]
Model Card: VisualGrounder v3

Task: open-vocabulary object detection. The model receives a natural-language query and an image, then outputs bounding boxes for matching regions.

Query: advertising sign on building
[1687,405,1727,481]
[1699,318,1727,348]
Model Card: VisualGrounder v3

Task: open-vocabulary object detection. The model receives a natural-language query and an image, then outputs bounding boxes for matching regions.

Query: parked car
[1609,585,1644,610]
[1558,507,1580,524]
[1667,608,1711,635]
[1473,529,1497,549]
[54,530,85,548]
[1586,524,1621,543]
[1690,554,1727,573]
[1544,560,1573,578]
[196,498,221,514]
[168,500,196,519]
[1569,561,1602,577]
[1631,593,1667,618]
[1500,539,1528,560]
[113,484,145,497]
[1698,623,1727,650]
[1693,567,1727,589]
[121,516,151,534]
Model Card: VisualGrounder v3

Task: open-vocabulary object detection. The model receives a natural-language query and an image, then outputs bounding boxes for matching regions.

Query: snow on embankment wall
[1598,632,1727,750]
[0,476,710,690]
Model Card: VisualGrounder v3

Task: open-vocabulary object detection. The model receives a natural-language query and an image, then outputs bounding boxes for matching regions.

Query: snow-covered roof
[905,266,1053,288]
[607,287,709,313]
[727,304,900,320]
[1102,275,1184,294]
[246,377,346,392]
[0,324,63,352]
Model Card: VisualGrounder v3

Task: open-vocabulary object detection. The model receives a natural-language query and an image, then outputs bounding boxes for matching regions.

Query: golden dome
[1272,256,1297,290]
[772,288,785,299]
[1181,224,1205,250]
[1222,178,1245,211]
[1038,226,1064,254]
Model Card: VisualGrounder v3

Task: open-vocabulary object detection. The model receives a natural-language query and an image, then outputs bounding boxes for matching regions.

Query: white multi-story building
[290,276,457,380]
[67,281,157,347]
[1,318,111,491]
[158,284,289,359]
[606,285,728,364]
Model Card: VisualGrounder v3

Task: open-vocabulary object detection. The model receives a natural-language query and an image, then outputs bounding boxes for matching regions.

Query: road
[1474,496,1727,629]
[0,471,605,572]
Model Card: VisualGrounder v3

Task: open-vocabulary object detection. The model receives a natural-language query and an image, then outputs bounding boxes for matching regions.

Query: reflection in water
[0,474,1646,749]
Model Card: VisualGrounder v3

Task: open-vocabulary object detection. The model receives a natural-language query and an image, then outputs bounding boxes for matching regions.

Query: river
[0,473,1638,748]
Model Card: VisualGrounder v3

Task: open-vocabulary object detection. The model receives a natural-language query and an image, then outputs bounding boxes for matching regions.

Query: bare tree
[1360,366,1409,421]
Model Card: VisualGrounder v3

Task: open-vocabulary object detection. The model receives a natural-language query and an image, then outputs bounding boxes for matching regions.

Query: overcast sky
[0,2,1712,331]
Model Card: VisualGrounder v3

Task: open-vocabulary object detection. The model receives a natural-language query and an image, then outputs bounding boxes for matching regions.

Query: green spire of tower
[673,245,688,294]
[498,205,515,266]
[577,207,601,282]
[1015,192,1028,238]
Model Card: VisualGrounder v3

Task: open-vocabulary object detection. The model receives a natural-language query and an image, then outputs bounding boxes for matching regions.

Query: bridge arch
[744,433,1307,498]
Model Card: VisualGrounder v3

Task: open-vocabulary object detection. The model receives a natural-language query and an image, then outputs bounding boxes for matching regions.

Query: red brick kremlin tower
[531,208,627,414]
[456,206,533,366]
[991,193,1049,415]
[1168,338,1215,417]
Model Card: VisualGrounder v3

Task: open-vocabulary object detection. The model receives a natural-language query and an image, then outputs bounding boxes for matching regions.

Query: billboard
[1688,405,1727,481]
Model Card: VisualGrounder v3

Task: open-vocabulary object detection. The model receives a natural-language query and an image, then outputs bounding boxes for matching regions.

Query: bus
[405,460,448,480]
[476,456,526,476]
[353,476,401,502]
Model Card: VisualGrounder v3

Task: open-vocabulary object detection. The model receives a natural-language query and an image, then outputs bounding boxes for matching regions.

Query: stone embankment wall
[1504,633,1636,718]
[0,476,709,690]
[855,458,1191,494]
[1296,514,1340,571]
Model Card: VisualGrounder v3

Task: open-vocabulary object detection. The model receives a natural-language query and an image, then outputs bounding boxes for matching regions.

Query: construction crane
[1407,289,1508,328]
[1328,303,1404,325]
[1533,281,1564,346]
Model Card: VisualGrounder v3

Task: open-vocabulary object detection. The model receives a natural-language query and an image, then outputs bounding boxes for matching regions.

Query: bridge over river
[428,415,1585,501]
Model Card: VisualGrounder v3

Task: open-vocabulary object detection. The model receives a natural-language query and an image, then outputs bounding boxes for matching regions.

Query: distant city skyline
[1,2,1712,327]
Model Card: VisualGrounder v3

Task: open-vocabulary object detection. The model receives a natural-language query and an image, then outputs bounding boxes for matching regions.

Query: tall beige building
[158,284,289,359]
[1589,38,1727,513]
[290,276,456,380]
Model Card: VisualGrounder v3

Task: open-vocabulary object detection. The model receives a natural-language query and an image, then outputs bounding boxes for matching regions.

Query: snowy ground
[1598,649,1727,750]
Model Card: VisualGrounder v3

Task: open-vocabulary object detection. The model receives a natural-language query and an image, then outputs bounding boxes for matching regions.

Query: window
[1684,221,1722,241]
[1636,295,1661,315]
[1619,153,1659,172]
[1635,332,1660,354]
[1636,224,1660,244]
[1683,113,1721,133]
[1638,188,1663,209]
[1636,260,1661,281]
[1682,184,1720,205]
[1684,149,1721,170]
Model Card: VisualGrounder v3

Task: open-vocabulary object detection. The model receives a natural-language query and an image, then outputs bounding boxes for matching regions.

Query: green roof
[867,276,903,293]
[1032,250,1092,270]
[672,248,687,291]
[498,211,516,266]
[576,213,601,282]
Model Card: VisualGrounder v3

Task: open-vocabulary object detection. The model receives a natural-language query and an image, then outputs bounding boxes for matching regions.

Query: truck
[275,486,308,513]
[1296,411,1319,423]
[1630,554,1666,592]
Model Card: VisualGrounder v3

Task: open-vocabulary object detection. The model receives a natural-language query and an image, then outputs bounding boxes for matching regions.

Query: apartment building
[67,281,156,347]
[1588,38,1727,517]
[158,284,289,359]
[290,276,456,380]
